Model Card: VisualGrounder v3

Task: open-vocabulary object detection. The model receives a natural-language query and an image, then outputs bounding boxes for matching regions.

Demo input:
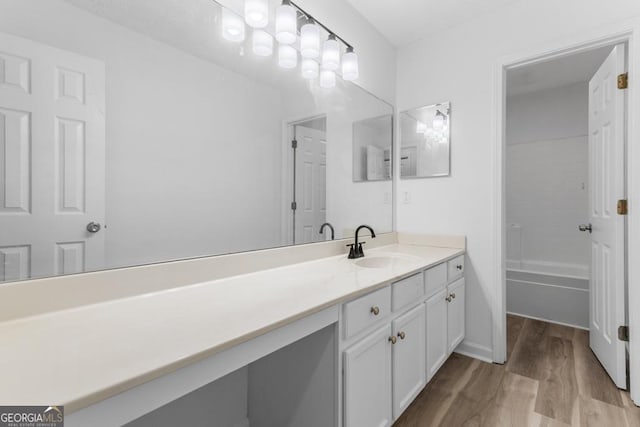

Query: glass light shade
[278,44,297,69]
[244,0,269,28]
[222,8,245,42]
[342,50,359,81]
[319,69,336,88]
[252,29,273,56]
[275,3,297,44]
[321,37,340,71]
[300,23,320,58]
[416,121,427,134]
[433,114,444,130]
[301,59,319,79]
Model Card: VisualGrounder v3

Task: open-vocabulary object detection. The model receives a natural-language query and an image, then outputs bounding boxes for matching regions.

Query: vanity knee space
[341,254,466,427]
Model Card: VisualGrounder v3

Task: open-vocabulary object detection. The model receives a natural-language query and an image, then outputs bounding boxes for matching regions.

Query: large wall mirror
[0,0,393,283]
[399,102,451,178]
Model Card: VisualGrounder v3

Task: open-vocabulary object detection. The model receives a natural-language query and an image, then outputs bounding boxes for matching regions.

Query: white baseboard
[507,311,589,331]
[453,340,493,363]
[234,417,250,427]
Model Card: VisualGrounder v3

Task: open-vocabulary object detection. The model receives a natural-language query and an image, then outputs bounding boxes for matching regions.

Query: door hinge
[618,325,629,342]
[291,139,298,149]
[617,199,628,215]
[291,201,297,211]
[618,73,628,89]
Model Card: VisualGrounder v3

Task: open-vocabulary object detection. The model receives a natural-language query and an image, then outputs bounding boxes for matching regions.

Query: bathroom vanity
[0,233,465,427]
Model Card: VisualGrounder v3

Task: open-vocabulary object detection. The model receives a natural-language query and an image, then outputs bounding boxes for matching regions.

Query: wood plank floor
[394,315,640,426]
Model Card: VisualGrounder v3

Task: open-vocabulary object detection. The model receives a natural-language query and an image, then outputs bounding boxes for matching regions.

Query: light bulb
[321,35,340,71]
[252,29,273,56]
[342,47,359,81]
[302,59,319,79]
[300,22,320,58]
[244,0,269,28]
[319,69,335,88]
[222,8,245,42]
[416,121,427,134]
[278,44,297,69]
[275,2,297,44]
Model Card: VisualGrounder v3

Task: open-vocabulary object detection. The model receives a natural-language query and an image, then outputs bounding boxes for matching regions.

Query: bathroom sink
[354,254,421,269]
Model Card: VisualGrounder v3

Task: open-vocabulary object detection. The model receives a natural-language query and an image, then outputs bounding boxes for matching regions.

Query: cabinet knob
[456,265,463,270]
[389,336,397,344]
[397,331,406,340]
[370,306,380,316]
[445,296,452,302]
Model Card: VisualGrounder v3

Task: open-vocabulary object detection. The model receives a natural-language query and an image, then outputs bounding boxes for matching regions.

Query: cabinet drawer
[392,272,424,311]
[344,286,391,339]
[447,255,465,282]
[425,263,447,297]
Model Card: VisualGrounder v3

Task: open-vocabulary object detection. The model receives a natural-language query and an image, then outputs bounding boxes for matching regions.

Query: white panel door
[587,44,627,388]
[425,288,448,382]
[0,32,105,282]
[447,278,465,353]
[392,304,426,420]
[343,324,393,427]
[294,125,326,244]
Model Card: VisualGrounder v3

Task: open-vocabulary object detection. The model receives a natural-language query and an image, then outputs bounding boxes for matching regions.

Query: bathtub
[506,260,589,329]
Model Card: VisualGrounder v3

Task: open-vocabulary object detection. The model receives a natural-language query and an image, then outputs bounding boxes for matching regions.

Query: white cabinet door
[392,304,426,420]
[425,288,448,382]
[447,278,466,353]
[344,324,393,427]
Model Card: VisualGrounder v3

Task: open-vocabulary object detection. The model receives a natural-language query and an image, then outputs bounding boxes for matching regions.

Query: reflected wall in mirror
[399,102,451,178]
[352,115,393,182]
[0,0,393,283]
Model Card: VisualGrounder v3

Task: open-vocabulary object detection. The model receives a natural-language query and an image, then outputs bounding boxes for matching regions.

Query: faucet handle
[346,244,357,259]
[357,241,366,257]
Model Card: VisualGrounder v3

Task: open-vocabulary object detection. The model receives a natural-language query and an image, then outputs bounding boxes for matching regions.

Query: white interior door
[0,32,105,282]
[587,43,626,388]
[294,125,326,244]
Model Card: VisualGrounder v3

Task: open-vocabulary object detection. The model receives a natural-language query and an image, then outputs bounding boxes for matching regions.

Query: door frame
[492,21,640,404]
[280,114,327,246]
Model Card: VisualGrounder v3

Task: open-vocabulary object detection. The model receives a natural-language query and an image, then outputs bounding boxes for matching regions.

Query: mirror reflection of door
[291,118,327,245]
[0,32,106,282]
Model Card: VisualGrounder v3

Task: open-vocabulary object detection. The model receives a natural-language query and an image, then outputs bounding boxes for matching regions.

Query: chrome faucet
[319,222,335,240]
[347,225,376,259]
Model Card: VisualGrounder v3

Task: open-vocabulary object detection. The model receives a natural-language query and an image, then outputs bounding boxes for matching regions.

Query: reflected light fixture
[244,0,269,28]
[252,29,273,56]
[301,20,321,58]
[322,34,340,71]
[416,121,427,134]
[433,110,446,130]
[278,44,298,68]
[276,0,297,44]
[302,58,319,79]
[222,8,245,42]
[320,69,336,88]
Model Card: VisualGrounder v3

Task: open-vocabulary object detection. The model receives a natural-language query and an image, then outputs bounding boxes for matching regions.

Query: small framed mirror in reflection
[399,102,451,178]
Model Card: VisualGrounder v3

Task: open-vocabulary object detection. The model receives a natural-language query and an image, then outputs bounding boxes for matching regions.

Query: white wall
[0,0,285,269]
[396,0,640,360]
[506,83,589,271]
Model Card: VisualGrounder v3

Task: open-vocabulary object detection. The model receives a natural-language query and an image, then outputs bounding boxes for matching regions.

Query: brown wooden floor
[394,315,640,426]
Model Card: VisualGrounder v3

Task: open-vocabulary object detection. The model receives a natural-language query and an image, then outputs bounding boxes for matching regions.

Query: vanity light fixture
[342,46,359,80]
[252,29,273,56]
[322,34,340,71]
[433,110,446,130]
[244,0,269,28]
[300,19,321,59]
[278,44,297,68]
[222,8,245,42]
[302,58,319,79]
[275,0,297,44]
[219,1,358,88]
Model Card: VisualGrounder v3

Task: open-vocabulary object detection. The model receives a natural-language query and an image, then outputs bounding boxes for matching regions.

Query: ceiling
[345,0,522,47]
[507,46,613,96]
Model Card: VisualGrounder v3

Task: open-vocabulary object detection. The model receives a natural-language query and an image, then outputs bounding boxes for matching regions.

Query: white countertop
[0,243,463,413]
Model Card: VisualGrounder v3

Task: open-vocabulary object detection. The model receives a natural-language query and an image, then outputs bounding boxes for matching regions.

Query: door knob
[578,224,592,233]
[86,222,101,233]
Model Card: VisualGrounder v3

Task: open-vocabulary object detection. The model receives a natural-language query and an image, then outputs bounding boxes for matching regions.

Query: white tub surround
[0,233,465,425]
